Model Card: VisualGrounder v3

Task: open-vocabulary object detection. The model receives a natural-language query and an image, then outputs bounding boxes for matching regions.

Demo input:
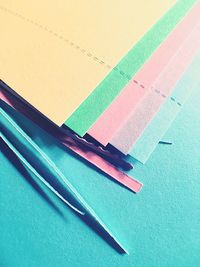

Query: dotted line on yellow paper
[0,5,183,107]
[0,5,125,74]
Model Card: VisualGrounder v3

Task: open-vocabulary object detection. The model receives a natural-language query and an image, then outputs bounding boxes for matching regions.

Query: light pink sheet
[88,1,200,146]
[110,24,200,154]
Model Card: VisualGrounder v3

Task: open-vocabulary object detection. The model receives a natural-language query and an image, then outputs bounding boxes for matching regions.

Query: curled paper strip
[0,81,133,171]
[0,87,142,194]
[1,132,84,215]
[0,107,87,214]
[0,106,128,254]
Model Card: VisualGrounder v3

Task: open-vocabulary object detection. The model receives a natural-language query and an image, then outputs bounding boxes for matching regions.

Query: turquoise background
[0,87,200,266]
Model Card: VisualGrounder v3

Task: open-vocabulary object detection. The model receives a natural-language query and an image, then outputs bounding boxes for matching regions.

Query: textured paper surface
[130,52,200,163]
[66,0,196,135]
[0,0,175,126]
[88,1,200,146]
[111,24,200,154]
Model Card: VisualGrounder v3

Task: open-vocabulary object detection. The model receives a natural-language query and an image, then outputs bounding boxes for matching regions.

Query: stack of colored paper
[1,0,200,256]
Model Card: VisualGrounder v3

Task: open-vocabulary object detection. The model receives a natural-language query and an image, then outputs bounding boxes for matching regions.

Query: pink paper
[0,89,142,193]
[110,24,200,154]
[88,1,200,146]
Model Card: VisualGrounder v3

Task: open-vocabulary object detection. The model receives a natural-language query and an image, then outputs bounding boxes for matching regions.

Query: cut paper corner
[131,141,173,164]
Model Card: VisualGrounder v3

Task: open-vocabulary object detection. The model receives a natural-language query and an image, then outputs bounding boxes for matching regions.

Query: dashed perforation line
[0,5,183,107]
[0,5,129,77]
[151,86,182,106]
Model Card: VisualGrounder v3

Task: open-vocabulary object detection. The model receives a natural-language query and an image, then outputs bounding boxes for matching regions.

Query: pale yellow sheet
[0,0,175,125]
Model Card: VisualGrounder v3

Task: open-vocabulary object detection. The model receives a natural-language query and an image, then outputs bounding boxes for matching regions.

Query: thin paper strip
[0,83,133,171]
[1,107,87,214]
[66,0,196,135]
[130,52,200,163]
[1,132,84,215]
[110,23,200,154]
[0,92,142,194]
[0,106,128,254]
[88,1,200,145]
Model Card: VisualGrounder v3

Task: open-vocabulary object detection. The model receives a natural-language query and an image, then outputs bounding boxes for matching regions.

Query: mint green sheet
[65,0,197,136]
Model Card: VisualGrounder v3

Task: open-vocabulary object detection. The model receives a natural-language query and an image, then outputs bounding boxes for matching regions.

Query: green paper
[65,0,197,136]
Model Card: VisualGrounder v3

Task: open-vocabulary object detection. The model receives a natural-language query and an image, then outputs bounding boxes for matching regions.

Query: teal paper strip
[0,103,128,254]
[130,51,200,163]
[1,131,84,215]
[65,0,197,136]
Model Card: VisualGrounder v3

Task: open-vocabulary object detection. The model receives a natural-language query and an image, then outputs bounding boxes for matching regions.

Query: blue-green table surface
[0,87,200,267]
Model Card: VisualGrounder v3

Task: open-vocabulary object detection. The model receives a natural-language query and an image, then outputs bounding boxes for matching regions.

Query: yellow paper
[0,0,175,125]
